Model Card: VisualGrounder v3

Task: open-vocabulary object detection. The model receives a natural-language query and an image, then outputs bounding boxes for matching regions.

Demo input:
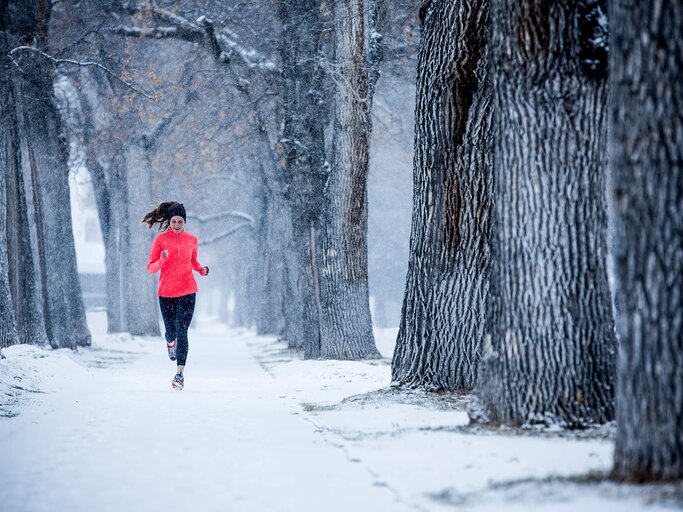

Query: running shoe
[172,372,184,390]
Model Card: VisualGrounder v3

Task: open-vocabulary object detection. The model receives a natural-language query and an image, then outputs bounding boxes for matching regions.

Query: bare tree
[472,0,615,427]
[609,0,683,482]
[109,1,383,359]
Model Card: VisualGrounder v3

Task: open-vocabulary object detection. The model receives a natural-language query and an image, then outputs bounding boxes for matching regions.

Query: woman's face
[170,216,185,233]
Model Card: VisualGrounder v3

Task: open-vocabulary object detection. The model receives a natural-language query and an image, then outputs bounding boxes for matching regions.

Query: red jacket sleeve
[191,238,204,273]
[147,236,166,274]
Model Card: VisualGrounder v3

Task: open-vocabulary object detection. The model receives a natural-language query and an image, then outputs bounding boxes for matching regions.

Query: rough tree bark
[473,0,616,427]
[391,0,492,390]
[316,0,381,359]
[609,0,683,482]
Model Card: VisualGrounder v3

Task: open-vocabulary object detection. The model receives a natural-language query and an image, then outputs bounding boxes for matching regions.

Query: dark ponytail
[141,201,182,231]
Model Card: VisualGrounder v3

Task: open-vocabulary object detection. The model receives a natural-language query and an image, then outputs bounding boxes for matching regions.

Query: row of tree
[391,0,681,482]
[0,0,680,483]
[2,0,417,354]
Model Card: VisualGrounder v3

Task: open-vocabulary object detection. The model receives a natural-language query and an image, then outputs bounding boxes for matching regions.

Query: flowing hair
[141,201,180,231]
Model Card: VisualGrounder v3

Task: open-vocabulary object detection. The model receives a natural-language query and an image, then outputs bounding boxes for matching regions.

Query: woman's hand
[201,266,210,276]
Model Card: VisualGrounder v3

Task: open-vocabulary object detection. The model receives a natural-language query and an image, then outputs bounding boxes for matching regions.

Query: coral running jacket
[147,229,204,297]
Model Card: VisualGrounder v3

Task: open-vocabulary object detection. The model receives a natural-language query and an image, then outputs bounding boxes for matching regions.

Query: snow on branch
[188,211,255,224]
[109,24,203,44]
[146,2,200,33]
[112,6,280,74]
[198,222,254,246]
[215,25,279,72]
[9,46,155,100]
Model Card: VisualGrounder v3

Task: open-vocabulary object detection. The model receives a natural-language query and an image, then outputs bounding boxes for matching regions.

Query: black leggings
[159,293,196,366]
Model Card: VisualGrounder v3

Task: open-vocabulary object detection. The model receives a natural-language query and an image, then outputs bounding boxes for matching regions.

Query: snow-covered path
[0,322,411,512]
[2,315,681,512]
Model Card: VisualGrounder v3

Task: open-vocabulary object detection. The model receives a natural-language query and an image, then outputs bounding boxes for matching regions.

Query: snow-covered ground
[1,314,681,512]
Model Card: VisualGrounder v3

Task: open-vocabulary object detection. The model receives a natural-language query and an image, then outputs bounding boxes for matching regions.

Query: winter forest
[1,0,682,510]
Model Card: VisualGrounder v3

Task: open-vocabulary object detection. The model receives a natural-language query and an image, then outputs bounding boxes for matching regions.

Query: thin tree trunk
[77,77,126,333]
[392,0,492,391]
[609,0,683,482]
[233,245,257,328]
[317,0,380,360]
[473,0,616,427]
[4,83,49,346]
[124,141,160,336]
[87,158,125,333]
[0,30,20,347]
[282,228,304,348]
[0,182,19,350]
[255,187,287,336]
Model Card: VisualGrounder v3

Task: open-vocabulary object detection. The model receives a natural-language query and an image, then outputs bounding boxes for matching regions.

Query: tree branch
[9,46,155,100]
[111,7,280,74]
[197,16,223,60]
[109,24,203,44]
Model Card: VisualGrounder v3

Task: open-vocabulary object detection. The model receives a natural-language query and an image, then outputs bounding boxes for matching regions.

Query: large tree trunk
[6,0,91,349]
[473,0,616,427]
[17,71,91,348]
[124,141,160,336]
[609,0,683,482]
[316,0,380,360]
[391,0,492,390]
[4,85,49,347]
[277,0,329,356]
[2,23,49,348]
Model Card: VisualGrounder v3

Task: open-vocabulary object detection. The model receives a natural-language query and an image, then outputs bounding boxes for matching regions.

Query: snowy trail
[0,324,411,512]
[3,318,680,512]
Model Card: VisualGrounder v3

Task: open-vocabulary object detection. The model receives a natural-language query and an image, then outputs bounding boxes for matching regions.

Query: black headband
[167,203,186,222]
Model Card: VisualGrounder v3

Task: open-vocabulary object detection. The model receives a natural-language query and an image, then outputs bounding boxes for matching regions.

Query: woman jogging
[143,201,209,390]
